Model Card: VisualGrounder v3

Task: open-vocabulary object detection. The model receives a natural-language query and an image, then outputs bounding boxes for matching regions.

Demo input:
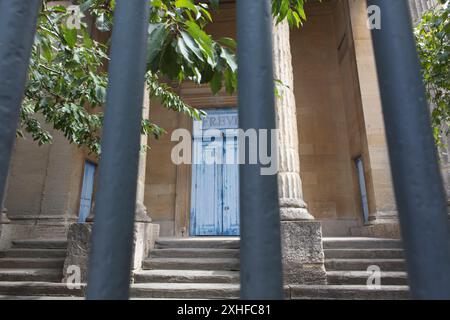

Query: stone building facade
[0,0,446,285]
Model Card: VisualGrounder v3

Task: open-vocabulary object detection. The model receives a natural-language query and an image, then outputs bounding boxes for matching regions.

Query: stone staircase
[324,237,408,286]
[130,237,410,300]
[292,237,411,300]
[0,236,411,299]
[131,237,240,299]
[0,239,78,298]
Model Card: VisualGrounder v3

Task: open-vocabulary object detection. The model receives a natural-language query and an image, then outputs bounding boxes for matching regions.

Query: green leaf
[177,37,194,63]
[147,23,169,67]
[41,41,53,62]
[185,21,215,64]
[180,31,204,61]
[220,47,237,72]
[62,27,77,48]
[175,0,198,15]
[160,41,181,79]
[224,67,236,94]
[51,5,67,13]
[210,70,222,94]
[217,37,237,50]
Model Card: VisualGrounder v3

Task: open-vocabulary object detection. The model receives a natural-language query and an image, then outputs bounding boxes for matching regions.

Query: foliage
[415,1,450,148]
[22,0,309,154]
[272,0,307,28]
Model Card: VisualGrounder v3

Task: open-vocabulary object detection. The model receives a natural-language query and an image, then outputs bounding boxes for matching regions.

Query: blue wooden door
[78,161,96,223]
[191,134,223,235]
[190,109,239,236]
[222,130,239,235]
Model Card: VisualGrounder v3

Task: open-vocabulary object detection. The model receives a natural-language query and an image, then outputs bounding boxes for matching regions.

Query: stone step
[0,282,410,300]
[12,240,67,250]
[325,259,406,272]
[142,258,240,271]
[0,295,207,300]
[327,271,409,286]
[0,282,84,297]
[155,238,240,249]
[324,248,404,259]
[290,285,410,300]
[0,295,84,300]
[130,283,240,299]
[149,248,239,259]
[0,296,192,300]
[0,249,67,259]
[323,237,402,249]
[0,269,63,282]
[0,258,65,269]
[134,270,240,284]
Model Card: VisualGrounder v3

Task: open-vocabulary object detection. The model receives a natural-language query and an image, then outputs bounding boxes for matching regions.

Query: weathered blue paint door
[78,161,96,223]
[190,109,240,236]
[222,130,239,235]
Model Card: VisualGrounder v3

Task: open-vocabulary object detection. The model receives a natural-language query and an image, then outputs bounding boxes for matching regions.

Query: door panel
[190,109,239,236]
[191,136,223,235]
[78,161,96,223]
[222,132,239,235]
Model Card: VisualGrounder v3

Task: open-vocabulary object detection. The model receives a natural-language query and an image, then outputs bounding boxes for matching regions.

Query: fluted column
[135,86,151,222]
[272,20,313,221]
[272,20,326,285]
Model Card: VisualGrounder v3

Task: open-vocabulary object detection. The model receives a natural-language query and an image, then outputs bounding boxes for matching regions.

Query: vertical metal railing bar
[0,0,42,207]
[86,0,150,300]
[368,0,450,299]
[236,0,284,299]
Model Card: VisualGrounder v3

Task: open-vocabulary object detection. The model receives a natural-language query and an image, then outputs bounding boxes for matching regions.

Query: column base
[62,223,92,283]
[132,221,160,272]
[62,221,160,283]
[281,220,327,285]
[279,198,315,220]
[135,203,152,223]
[280,207,315,221]
[1,208,10,224]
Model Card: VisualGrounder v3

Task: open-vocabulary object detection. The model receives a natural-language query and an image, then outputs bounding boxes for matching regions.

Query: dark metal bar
[86,0,150,300]
[236,0,284,300]
[368,0,450,299]
[0,0,41,206]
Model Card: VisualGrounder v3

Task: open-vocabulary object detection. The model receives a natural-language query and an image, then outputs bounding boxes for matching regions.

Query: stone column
[131,86,160,272]
[272,20,326,284]
[135,86,151,223]
[273,20,313,222]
